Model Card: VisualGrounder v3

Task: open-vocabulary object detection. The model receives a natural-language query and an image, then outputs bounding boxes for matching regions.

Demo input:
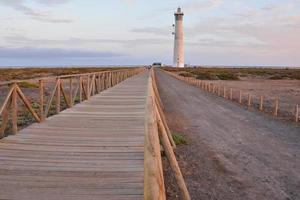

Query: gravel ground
[156,70,300,200]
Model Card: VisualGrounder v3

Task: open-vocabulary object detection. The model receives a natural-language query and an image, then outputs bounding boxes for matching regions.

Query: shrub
[18,81,39,88]
[172,133,187,145]
[216,72,240,80]
[269,74,287,80]
[195,72,215,80]
[179,72,194,77]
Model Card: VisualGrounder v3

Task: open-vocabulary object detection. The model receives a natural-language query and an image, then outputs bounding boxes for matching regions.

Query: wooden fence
[144,68,191,200]
[0,68,143,138]
[163,70,299,123]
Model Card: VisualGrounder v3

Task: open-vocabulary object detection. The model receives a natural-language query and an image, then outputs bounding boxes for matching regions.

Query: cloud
[120,0,136,5]
[34,0,71,6]
[0,47,124,58]
[130,27,171,36]
[4,35,172,47]
[183,0,223,12]
[0,0,73,23]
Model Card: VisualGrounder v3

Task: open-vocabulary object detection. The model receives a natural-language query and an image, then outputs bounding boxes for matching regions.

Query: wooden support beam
[0,85,15,116]
[157,114,191,200]
[87,75,90,99]
[11,83,18,135]
[44,80,59,117]
[60,84,71,108]
[97,73,101,93]
[0,96,11,137]
[79,76,82,102]
[72,80,79,105]
[69,78,73,107]
[154,97,176,148]
[16,86,41,123]
[144,76,166,200]
[39,80,45,122]
[56,79,61,114]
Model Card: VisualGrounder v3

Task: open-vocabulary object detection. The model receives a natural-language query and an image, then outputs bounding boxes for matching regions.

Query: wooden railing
[144,68,190,200]
[163,70,300,123]
[0,68,144,138]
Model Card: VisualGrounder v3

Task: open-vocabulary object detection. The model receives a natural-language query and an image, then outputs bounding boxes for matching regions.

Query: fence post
[11,83,18,134]
[248,94,251,108]
[39,80,45,122]
[223,87,226,98]
[259,96,264,111]
[274,97,279,117]
[230,88,233,100]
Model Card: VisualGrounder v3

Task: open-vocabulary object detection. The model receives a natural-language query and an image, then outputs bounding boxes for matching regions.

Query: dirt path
[156,70,300,200]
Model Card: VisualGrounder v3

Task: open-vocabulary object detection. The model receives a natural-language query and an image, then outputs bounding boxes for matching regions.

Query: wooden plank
[0,71,149,199]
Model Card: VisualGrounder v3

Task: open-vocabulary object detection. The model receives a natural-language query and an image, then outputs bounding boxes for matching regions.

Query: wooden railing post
[87,75,90,99]
[79,76,82,102]
[230,88,233,100]
[69,78,73,107]
[11,83,18,134]
[56,78,61,114]
[98,73,101,93]
[109,72,112,88]
[39,80,45,122]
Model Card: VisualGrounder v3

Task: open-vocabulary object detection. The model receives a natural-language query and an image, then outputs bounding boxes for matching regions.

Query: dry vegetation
[163,66,300,80]
[0,67,128,82]
[163,67,300,122]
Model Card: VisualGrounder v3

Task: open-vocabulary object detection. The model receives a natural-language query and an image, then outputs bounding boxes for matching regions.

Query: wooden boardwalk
[0,71,149,200]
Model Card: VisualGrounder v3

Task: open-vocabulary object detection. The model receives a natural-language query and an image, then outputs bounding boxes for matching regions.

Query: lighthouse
[173,7,184,68]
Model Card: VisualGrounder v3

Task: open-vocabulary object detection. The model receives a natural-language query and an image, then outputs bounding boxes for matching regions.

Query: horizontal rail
[0,68,138,86]
[144,68,190,200]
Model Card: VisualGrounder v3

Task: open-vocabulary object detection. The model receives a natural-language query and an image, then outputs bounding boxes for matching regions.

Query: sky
[0,0,299,67]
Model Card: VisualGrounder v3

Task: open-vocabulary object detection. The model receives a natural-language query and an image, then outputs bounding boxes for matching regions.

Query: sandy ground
[156,70,300,200]
[209,78,300,120]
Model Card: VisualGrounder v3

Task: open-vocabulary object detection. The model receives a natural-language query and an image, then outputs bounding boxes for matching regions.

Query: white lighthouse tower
[173,7,184,68]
